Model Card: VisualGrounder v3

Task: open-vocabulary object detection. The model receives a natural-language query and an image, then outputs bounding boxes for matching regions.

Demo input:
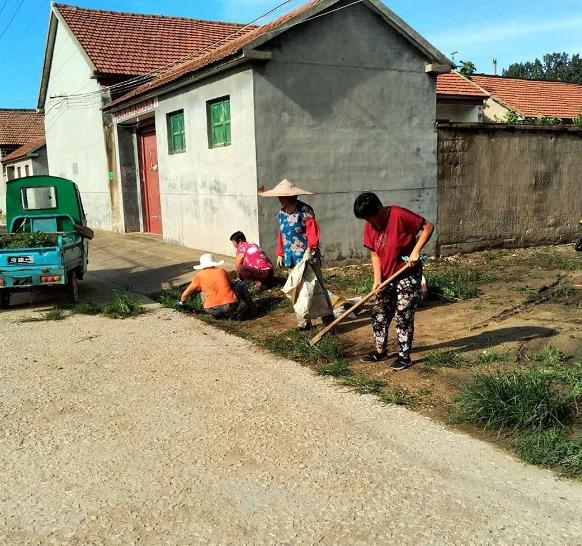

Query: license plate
[7,256,34,265]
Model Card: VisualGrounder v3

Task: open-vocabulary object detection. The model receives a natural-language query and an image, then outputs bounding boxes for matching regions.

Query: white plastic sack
[282,256,331,321]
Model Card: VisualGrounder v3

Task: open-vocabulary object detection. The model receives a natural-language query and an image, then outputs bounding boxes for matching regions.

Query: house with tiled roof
[39,0,453,259]
[0,109,47,205]
[38,3,250,230]
[436,72,489,122]
[471,75,582,123]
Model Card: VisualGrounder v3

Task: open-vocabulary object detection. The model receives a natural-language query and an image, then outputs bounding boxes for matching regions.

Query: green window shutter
[208,97,231,148]
[167,110,186,154]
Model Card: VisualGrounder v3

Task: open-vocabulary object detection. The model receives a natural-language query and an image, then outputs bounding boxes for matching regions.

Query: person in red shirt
[354,192,434,370]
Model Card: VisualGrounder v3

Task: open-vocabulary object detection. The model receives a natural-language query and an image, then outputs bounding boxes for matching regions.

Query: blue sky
[1,0,581,108]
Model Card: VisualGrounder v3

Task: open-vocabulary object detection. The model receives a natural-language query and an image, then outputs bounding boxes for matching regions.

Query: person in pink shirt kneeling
[230,231,274,291]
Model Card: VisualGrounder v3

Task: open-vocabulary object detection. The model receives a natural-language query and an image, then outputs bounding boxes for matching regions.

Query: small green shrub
[454,371,575,431]
[513,429,582,477]
[71,302,103,315]
[101,290,145,319]
[425,267,497,300]
[424,350,471,368]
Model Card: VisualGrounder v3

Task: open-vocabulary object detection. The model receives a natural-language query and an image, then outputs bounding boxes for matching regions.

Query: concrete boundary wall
[437,123,582,255]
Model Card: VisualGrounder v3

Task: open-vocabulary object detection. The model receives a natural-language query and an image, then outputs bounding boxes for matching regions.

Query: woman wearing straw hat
[177,253,255,319]
[259,179,334,330]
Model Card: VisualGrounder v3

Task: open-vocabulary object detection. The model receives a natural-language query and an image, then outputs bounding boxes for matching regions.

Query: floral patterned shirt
[278,200,316,267]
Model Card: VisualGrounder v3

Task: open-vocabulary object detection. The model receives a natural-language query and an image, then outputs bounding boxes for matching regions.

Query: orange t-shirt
[191,268,238,309]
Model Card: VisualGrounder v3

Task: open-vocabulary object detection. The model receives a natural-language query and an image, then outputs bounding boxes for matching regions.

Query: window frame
[166,109,186,155]
[207,96,231,149]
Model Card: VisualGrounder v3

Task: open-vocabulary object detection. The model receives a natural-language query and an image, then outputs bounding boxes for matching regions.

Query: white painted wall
[483,97,511,122]
[154,68,259,257]
[44,18,112,230]
[436,102,483,123]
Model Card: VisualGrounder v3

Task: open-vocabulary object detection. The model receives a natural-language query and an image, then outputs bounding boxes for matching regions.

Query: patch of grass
[338,375,385,395]
[151,289,204,313]
[101,290,145,319]
[21,307,66,322]
[477,350,508,364]
[523,249,581,271]
[424,350,472,368]
[425,267,497,300]
[315,358,351,378]
[379,389,415,406]
[324,270,373,296]
[71,301,103,315]
[529,345,568,367]
[513,428,582,477]
[261,331,343,366]
[454,371,575,432]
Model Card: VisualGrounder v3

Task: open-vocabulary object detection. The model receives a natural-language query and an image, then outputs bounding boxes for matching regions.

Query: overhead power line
[0,0,25,42]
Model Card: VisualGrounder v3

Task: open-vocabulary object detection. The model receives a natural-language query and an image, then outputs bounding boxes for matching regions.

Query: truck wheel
[0,291,10,309]
[66,271,79,304]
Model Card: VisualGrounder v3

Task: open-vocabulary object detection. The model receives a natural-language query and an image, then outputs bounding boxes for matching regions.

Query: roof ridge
[472,74,582,87]
[53,3,248,27]
[0,108,38,112]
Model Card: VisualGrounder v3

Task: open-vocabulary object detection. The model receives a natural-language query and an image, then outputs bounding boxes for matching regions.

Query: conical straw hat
[258,178,314,197]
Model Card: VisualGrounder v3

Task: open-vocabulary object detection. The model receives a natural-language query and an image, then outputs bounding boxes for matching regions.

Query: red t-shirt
[363,205,425,280]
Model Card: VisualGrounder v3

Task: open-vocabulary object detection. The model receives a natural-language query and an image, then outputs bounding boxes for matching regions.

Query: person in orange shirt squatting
[177,254,255,319]
[353,192,434,371]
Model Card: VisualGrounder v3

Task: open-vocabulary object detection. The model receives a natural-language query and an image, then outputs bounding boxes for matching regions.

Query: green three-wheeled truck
[0,176,93,308]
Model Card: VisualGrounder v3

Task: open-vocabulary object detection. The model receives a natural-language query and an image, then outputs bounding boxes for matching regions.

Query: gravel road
[1,297,582,545]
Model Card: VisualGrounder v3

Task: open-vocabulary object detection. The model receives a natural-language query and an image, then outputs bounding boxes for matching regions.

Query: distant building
[1,138,48,181]
[436,72,488,123]
[471,75,582,123]
[0,109,46,208]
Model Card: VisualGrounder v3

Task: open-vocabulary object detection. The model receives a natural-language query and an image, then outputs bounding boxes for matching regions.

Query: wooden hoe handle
[309,263,411,347]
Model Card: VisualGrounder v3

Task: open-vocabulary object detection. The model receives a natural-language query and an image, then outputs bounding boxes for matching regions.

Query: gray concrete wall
[44,19,112,230]
[154,67,259,257]
[437,124,582,254]
[253,1,438,263]
[31,145,49,176]
[115,125,142,233]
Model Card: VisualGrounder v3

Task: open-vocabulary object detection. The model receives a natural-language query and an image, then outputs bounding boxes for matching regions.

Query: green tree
[459,60,476,77]
[503,52,582,83]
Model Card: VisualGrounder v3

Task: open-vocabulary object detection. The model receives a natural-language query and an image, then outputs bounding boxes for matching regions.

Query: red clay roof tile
[472,75,582,120]
[0,109,45,146]
[55,3,253,76]
[437,72,489,98]
[1,138,46,164]
[107,0,328,107]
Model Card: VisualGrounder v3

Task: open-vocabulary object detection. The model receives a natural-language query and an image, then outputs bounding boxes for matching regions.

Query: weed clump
[101,290,145,319]
[20,307,66,322]
[424,350,472,368]
[454,371,575,432]
[379,389,415,407]
[513,429,582,477]
[425,267,497,300]
[338,375,384,395]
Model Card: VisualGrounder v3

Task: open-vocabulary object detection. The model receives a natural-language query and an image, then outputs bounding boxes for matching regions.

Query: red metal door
[139,129,162,234]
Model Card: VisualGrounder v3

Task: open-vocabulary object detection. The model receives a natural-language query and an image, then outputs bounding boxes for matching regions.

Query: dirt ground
[219,245,582,424]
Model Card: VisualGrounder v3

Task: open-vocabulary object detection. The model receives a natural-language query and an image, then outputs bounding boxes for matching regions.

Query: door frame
[137,126,161,234]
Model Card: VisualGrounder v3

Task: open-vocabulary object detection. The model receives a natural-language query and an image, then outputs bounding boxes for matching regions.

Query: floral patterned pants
[371,269,422,358]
